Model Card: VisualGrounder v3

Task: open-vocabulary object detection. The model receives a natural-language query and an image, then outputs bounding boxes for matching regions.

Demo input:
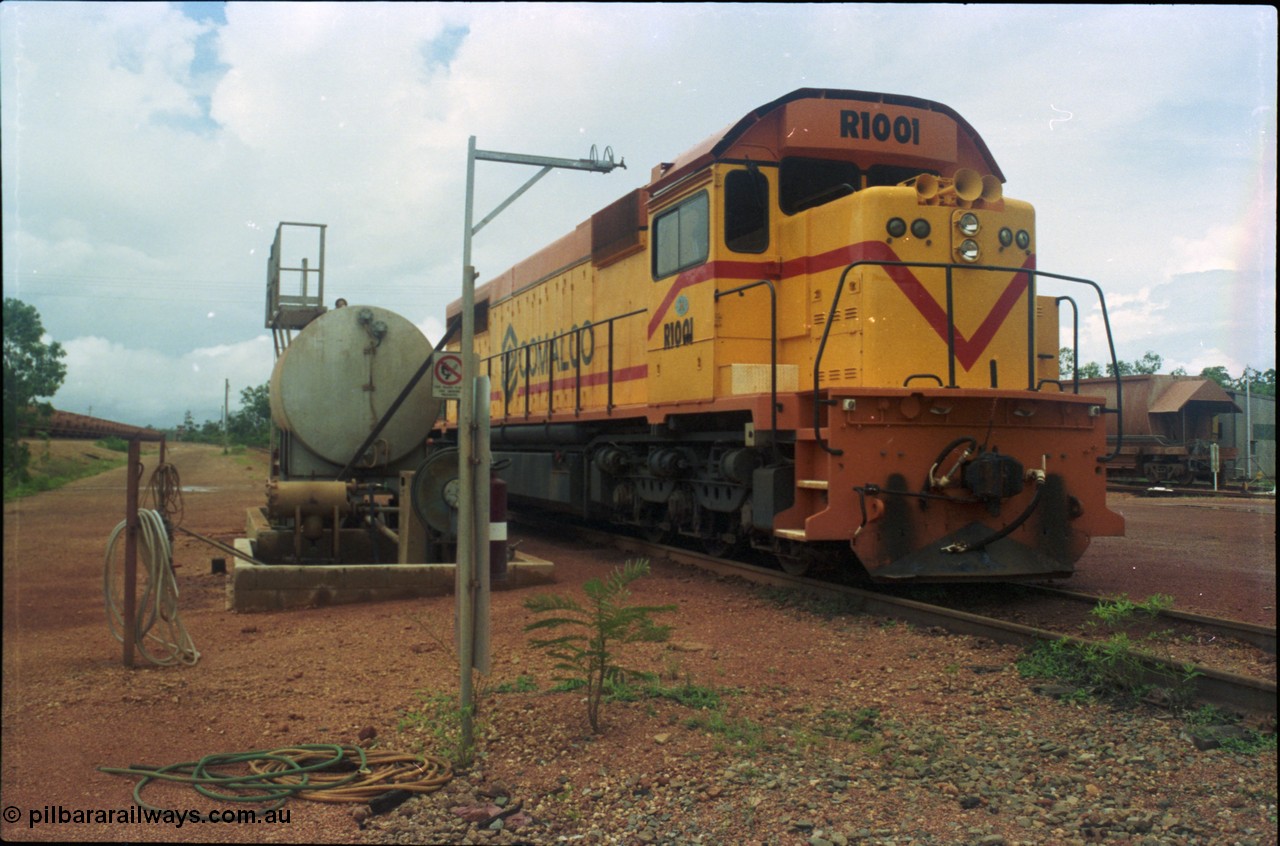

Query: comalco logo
[663,294,694,349]
[501,322,596,398]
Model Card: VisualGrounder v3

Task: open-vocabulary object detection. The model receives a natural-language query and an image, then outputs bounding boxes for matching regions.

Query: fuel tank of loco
[269,305,439,472]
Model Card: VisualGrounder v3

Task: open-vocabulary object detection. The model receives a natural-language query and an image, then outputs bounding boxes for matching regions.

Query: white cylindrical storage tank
[270,305,440,468]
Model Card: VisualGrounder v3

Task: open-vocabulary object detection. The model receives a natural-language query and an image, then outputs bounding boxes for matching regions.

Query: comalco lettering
[839,110,920,146]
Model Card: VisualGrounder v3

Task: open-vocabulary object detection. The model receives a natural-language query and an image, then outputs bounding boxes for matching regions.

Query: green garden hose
[99,744,452,812]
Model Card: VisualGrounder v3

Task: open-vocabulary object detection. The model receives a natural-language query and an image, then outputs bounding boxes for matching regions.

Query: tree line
[1059,348,1276,397]
[3,298,1276,487]
[175,383,271,449]
[2,299,272,487]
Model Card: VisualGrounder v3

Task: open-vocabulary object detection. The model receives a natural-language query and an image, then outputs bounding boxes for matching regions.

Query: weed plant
[524,559,676,733]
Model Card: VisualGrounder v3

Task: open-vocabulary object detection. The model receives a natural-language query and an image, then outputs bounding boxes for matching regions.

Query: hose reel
[410,447,461,542]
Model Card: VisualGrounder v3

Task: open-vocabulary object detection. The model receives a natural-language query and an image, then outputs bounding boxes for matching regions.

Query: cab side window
[653,192,709,279]
[725,169,769,253]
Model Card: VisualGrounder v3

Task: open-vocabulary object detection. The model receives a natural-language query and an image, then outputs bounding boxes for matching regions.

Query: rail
[565,522,1277,718]
[812,260,1124,461]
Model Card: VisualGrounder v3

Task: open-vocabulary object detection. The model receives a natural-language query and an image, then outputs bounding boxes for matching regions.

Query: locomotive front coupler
[961,450,1025,516]
[941,468,1047,555]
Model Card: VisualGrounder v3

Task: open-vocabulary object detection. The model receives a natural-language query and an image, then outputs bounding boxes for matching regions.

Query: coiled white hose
[103,509,200,666]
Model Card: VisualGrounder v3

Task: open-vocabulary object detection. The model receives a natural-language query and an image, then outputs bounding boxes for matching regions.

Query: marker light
[958,239,980,262]
[1016,230,1031,249]
[911,219,931,239]
[999,227,1013,247]
[958,212,980,236]
[886,218,907,238]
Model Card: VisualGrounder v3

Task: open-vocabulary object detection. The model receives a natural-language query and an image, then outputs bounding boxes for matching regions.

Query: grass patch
[1089,593,1175,628]
[4,441,130,501]
[682,710,765,754]
[1182,705,1278,756]
[488,674,539,694]
[396,689,476,765]
[547,674,724,712]
[1017,635,1201,707]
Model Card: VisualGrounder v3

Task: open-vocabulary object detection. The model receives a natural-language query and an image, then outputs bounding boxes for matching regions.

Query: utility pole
[1244,365,1253,484]
[223,378,230,454]
[456,139,623,761]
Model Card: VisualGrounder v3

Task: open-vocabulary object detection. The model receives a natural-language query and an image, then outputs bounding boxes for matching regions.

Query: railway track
[517,518,1277,720]
[1015,583,1275,655]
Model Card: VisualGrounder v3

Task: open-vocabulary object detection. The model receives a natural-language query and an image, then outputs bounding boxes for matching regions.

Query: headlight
[958,239,980,262]
[1016,229,1031,249]
[886,218,907,238]
[911,218,931,239]
[999,227,1013,247]
[958,212,980,236]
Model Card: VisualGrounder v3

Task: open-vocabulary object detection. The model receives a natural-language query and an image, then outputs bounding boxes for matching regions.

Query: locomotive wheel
[775,552,811,576]
[643,523,675,544]
[702,533,746,559]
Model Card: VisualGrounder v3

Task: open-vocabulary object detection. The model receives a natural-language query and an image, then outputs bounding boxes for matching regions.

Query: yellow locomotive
[446,88,1125,581]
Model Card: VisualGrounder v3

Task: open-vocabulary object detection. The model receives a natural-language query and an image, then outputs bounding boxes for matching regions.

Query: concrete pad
[227,538,555,612]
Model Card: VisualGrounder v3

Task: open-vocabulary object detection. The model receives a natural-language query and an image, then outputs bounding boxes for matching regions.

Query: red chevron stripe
[647,243,1032,371]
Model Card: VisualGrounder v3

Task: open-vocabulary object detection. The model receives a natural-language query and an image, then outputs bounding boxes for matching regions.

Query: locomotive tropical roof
[449,88,1007,319]
[648,87,1005,195]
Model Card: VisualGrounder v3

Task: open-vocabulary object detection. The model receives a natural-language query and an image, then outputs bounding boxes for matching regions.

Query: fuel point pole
[457,136,480,761]
[457,138,623,760]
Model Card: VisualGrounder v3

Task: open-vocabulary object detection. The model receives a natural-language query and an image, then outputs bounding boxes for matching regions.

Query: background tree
[227,383,271,447]
[1133,351,1162,374]
[1199,365,1233,389]
[1104,351,1161,378]
[1233,367,1275,398]
[3,298,67,482]
[172,383,272,448]
[1062,349,1164,380]
[1058,347,1104,379]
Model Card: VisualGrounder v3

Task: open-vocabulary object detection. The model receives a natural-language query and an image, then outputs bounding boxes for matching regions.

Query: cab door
[647,188,715,405]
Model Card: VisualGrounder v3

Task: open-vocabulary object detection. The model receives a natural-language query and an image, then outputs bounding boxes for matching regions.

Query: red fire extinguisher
[490,469,508,581]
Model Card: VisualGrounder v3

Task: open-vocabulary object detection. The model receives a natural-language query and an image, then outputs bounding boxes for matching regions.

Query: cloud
[56,335,274,427]
[3,3,1275,430]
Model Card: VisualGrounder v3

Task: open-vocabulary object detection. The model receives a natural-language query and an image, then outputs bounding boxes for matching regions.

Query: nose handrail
[811,259,1122,461]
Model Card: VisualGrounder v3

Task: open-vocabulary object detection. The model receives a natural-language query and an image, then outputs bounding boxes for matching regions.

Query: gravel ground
[359,562,1276,846]
[2,443,1275,845]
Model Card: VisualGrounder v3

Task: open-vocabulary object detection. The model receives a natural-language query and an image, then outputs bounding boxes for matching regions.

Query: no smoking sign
[431,352,464,400]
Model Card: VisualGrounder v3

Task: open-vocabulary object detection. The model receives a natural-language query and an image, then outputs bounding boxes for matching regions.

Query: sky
[2,3,1275,428]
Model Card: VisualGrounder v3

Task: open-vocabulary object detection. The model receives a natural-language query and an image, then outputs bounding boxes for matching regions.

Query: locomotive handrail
[813,260,1122,462]
[491,308,647,420]
[1056,295,1081,395]
[715,279,779,462]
